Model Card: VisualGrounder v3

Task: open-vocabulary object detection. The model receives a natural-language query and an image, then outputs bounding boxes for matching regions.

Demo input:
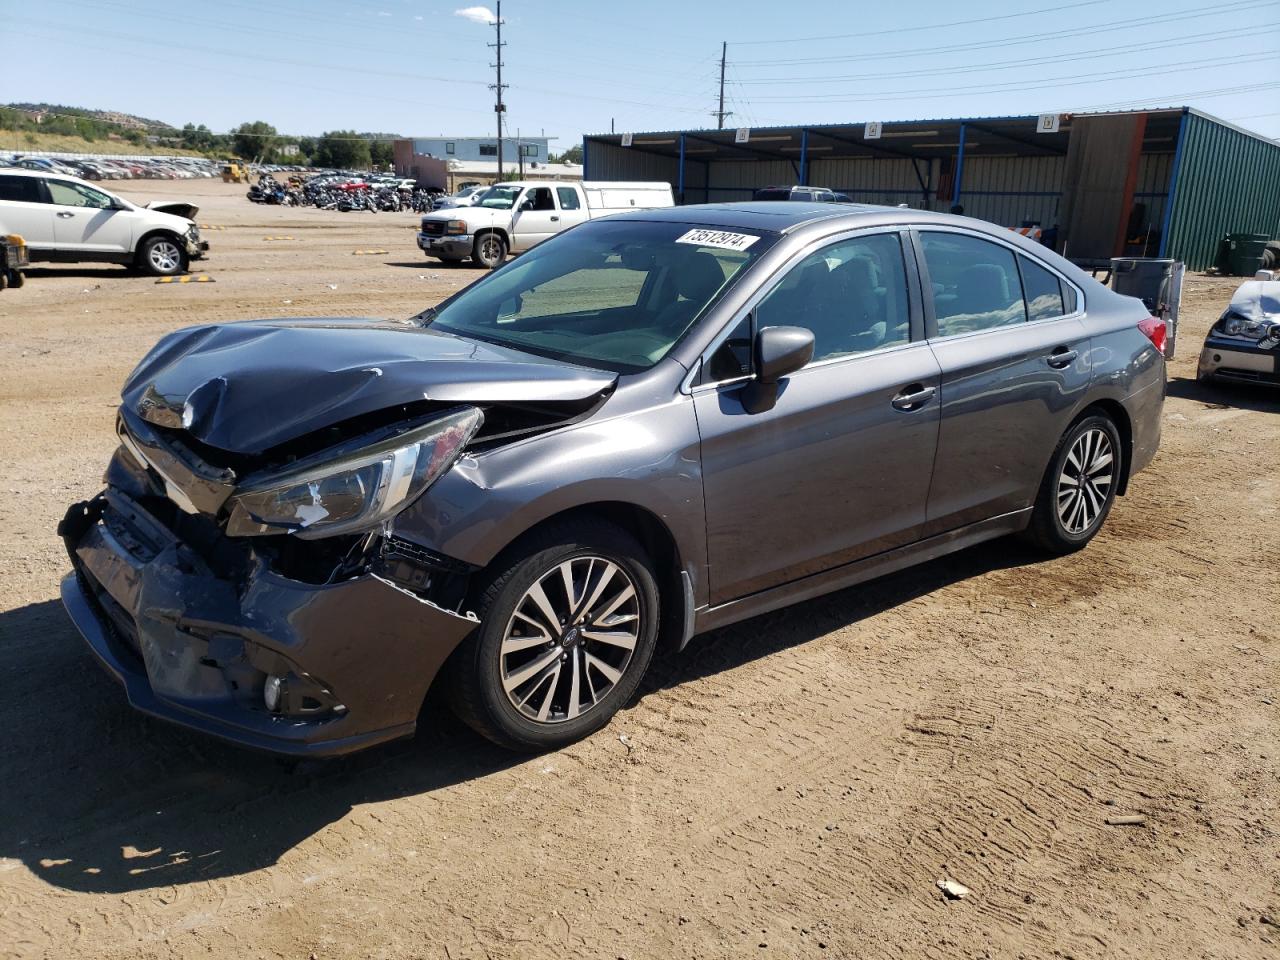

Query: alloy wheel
[500,556,641,724]
[149,240,182,273]
[1056,428,1114,535]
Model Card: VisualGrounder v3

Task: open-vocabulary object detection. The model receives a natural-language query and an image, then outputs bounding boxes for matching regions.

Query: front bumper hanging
[59,492,479,756]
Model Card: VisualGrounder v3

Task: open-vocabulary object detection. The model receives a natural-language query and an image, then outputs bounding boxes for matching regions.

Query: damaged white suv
[0,168,208,276]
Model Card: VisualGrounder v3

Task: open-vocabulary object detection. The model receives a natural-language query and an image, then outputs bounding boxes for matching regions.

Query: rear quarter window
[0,175,44,203]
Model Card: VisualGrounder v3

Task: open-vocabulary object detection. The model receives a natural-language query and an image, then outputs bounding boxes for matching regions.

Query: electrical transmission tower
[489,1,508,175]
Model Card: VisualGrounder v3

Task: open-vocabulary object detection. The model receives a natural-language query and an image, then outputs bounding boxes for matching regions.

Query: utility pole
[489,1,508,177]
[716,42,737,131]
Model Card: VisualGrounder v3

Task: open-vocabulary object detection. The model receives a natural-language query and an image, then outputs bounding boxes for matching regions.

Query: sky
[2,0,1278,145]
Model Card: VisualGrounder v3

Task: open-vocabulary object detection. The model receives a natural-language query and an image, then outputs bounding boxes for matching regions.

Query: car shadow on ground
[381,260,471,270]
[1166,375,1280,413]
[22,266,133,281]
[0,538,1044,896]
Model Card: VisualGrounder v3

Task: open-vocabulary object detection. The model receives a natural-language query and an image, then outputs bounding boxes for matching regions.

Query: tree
[369,139,394,169]
[551,144,583,165]
[182,122,218,151]
[231,120,278,161]
[298,136,317,162]
[314,130,371,169]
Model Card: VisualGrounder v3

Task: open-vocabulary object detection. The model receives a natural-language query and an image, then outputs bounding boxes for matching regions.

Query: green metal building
[582,107,1280,270]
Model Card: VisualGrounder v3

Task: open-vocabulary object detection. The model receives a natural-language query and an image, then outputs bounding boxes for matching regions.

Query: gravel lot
[1,180,1276,960]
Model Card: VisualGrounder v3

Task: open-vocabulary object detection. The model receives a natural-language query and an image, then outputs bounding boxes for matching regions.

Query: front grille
[420,220,446,237]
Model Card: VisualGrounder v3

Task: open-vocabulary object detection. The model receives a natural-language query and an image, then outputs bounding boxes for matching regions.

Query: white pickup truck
[417,180,673,268]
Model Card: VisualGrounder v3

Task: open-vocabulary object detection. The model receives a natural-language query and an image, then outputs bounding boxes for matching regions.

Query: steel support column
[954,122,967,210]
[1158,109,1189,258]
[678,133,686,203]
[799,129,809,186]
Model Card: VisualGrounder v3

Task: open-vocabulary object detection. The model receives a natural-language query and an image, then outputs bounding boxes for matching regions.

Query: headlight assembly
[445,220,469,235]
[225,407,482,539]
[1220,312,1280,342]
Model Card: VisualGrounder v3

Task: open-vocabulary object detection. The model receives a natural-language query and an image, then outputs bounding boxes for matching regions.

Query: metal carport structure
[583,109,1280,270]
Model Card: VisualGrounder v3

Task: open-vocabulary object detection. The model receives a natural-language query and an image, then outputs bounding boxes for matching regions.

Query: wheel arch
[476,500,690,655]
[133,227,187,264]
[1076,398,1134,496]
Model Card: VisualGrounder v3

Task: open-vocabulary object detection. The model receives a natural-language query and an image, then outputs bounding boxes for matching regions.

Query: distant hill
[5,103,175,131]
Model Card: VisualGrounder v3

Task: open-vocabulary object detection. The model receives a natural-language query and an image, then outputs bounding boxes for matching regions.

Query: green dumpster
[1221,233,1270,276]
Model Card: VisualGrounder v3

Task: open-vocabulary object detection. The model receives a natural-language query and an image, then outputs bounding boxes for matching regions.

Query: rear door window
[1018,255,1066,321]
[920,231,1026,335]
[0,175,44,203]
[556,186,581,210]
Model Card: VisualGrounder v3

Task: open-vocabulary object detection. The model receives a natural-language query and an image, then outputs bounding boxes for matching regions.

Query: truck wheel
[138,235,187,276]
[9,270,22,289]
[472,233,506,269]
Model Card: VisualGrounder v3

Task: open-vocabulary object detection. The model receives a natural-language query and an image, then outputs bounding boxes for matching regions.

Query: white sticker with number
[676,228,760,252]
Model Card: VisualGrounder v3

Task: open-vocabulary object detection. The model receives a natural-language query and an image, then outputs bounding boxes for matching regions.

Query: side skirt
[692,508,1032,636]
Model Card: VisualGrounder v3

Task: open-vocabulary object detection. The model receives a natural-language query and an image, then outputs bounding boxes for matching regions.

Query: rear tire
[1021,413,1122,555]
[472,233,506,269]
[138,235,187,276]
[446,520,660,752]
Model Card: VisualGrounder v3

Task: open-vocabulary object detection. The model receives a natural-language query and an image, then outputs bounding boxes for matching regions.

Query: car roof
[608,201,963,234]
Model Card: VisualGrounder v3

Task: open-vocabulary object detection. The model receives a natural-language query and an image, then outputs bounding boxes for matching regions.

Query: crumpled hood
[1223,279,1280,323]
[144,200,199,221]
[121,317,616,454]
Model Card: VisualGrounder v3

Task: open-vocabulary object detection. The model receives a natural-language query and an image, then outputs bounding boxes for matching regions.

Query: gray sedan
[59,203,1166,756]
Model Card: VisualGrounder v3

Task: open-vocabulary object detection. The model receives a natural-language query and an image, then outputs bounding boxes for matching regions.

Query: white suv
[0,168,208,276]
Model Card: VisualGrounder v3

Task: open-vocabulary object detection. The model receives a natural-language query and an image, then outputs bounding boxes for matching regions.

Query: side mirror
[741,325,814,413]
[517,196,534,212]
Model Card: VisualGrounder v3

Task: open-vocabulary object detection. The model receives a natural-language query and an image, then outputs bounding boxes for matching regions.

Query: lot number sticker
[676,229,761,252]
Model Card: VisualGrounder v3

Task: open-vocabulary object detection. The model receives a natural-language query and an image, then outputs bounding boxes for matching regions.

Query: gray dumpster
[1111,257,1184,359]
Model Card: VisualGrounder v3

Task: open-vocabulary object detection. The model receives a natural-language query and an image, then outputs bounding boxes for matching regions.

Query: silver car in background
[60,203,1165,757]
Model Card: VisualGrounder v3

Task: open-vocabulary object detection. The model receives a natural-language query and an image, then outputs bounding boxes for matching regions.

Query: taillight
[1138,316,1167,355]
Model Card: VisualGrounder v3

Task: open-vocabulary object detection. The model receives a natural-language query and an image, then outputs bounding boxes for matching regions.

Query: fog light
[264,675,285,712]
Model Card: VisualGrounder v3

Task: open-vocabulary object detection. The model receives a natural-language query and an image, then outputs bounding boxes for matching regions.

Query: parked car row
[1,154,229,181]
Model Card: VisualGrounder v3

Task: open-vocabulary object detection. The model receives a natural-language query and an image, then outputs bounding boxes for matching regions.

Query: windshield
[429,219,774,373]
[476,184,522,209]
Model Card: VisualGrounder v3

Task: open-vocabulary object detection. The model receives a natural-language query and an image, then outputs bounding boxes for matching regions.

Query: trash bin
[1111,257,1183,359]
[1222,233,1270,276]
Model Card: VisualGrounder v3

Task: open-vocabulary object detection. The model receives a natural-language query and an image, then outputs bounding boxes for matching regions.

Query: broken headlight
[1220,312,1280,342]
[225,407,482,539]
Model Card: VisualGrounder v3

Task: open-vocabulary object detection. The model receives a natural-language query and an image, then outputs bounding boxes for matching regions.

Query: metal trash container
[1221,233,1270,276]
[1111,257,1184,359]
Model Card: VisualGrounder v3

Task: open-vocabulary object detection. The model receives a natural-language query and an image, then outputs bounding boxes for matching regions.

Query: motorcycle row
[246,174,439,213]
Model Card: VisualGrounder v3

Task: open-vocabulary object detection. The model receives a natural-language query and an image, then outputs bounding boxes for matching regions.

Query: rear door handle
[1045,347,1078,368]
[891,384,936,411]
[56,211,76,218]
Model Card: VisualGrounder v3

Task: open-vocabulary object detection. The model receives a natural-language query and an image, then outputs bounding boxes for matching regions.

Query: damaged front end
[59,406,490,756]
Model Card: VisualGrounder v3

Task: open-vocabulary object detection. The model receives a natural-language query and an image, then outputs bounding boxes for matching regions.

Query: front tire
[1022,413,1122,554]
[138,235,187,276]
[447,521,660,751]
[471,232,506,269]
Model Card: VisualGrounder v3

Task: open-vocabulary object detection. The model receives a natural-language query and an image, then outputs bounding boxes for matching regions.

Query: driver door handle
[56,211,76,218]
[1045,347,1078,368]
[891,384,936,411]
[550,215,559,221]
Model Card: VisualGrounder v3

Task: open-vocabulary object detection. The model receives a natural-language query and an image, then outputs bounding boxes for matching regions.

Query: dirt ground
[1,180,1276,960]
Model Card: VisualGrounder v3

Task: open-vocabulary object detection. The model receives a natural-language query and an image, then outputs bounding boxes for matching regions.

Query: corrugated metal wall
[585,140,680,183]
[954,155,1065,227]
[1165,112,1280,270]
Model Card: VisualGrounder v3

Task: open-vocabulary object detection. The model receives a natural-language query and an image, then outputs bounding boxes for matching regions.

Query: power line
[733,24,1276,85]
[731,0,1110,45]
[747,51,1270,103]
[733,0,1277,66]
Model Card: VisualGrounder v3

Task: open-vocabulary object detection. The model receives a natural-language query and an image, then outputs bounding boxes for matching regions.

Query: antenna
[489,1,508,176]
